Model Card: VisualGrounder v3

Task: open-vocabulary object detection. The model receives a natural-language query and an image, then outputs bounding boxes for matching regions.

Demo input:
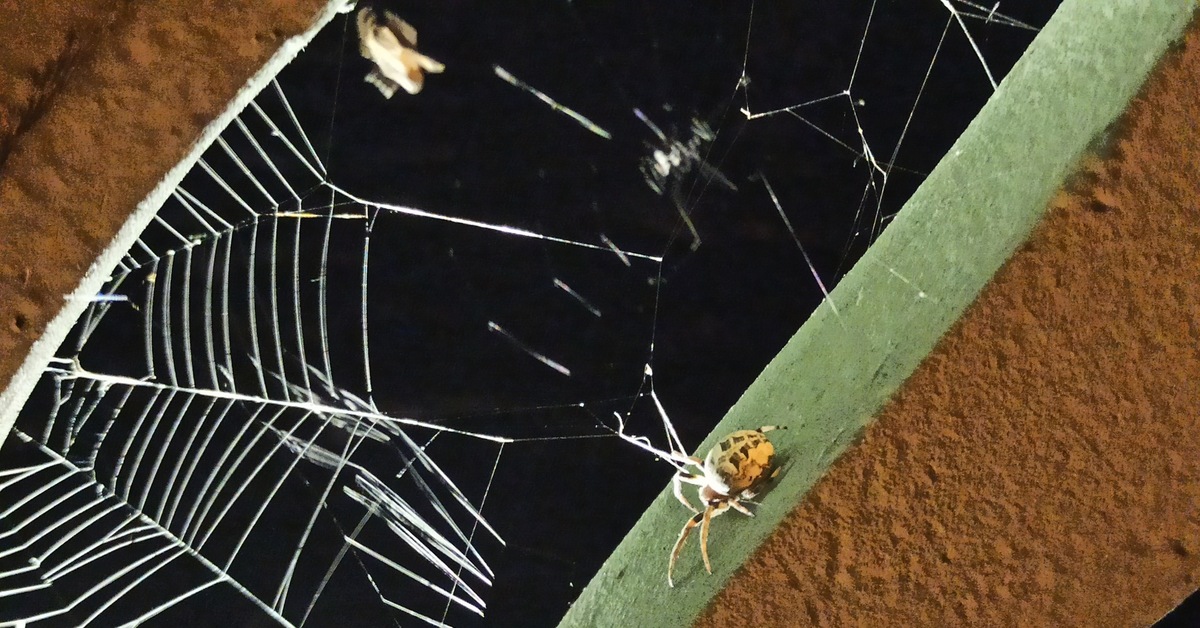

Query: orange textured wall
[0,0,325,394]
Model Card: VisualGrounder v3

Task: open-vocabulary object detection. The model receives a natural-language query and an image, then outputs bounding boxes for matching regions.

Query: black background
[284,2,1056,623]
[271,1,1063,625]
[35,2,1200,628]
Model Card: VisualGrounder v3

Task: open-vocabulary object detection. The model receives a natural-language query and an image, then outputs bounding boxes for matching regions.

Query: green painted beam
[559,3,1197,627]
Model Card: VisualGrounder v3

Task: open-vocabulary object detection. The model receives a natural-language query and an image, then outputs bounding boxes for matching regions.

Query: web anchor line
[325,183,663,263]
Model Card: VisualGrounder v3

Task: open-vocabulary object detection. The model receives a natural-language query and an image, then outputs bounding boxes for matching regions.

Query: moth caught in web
[635,109,738,251]
[356,6,445,97]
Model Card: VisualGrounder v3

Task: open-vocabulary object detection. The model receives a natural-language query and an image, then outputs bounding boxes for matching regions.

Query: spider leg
[669,180,702,251]
[668,510,705,587]
[728,498,755,517]
[699,502,730,575]
[699,506,715,574]
[670,454,707,512]
[672,472,703,513]
[675,471,708,487]
[672,454,705,468]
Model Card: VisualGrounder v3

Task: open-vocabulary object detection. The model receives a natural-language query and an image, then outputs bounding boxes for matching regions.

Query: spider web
[0,1,1058,626]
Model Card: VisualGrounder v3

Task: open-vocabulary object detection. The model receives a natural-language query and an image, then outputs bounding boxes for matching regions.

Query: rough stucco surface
[0,0,324,401]
[698,19,1200,628]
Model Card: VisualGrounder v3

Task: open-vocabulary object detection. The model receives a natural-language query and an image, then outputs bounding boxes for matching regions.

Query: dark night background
[9,1,1196,627]
[271,2,1061,625]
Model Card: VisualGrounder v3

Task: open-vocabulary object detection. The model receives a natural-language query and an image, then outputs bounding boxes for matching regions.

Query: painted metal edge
[0,0,353,449]
[559,2,1198,627]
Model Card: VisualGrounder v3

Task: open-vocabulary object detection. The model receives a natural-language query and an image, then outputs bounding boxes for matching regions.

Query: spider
[633,111,737,251]
[668,425,784,587]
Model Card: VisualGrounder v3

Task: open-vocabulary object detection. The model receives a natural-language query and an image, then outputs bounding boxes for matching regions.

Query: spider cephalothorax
[668,425,783,587]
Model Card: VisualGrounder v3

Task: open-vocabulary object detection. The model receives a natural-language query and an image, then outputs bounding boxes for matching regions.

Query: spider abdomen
[703,428,778,495]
